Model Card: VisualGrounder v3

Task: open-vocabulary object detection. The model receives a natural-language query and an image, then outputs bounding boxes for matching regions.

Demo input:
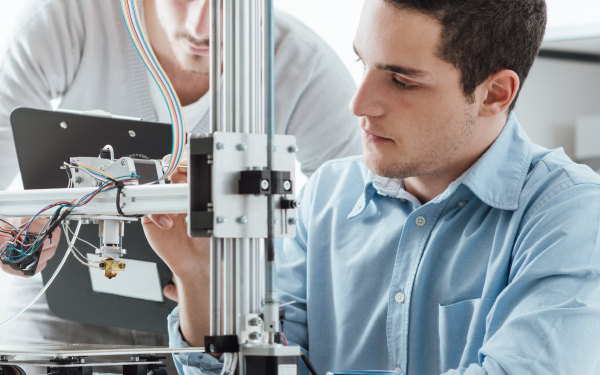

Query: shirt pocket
[438,297,496,373]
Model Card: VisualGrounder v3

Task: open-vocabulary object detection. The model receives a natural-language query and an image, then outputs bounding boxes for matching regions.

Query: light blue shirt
[169,114,600,375]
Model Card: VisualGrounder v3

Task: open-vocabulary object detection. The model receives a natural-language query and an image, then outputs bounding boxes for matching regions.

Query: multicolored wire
[119,0,187,182]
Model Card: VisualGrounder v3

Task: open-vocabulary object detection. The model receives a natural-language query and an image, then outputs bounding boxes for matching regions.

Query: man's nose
[349,71,385,118]
[186,0,211,41]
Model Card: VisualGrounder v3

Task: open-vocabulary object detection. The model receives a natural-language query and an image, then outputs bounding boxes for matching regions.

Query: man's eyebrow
[353,42,430,78]
[375,63,430,78]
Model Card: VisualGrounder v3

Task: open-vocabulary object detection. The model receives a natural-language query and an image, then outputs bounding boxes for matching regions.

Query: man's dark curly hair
[385,0,547,112]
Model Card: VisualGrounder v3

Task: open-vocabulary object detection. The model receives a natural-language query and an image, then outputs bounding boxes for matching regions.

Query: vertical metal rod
[223,239,236,334]
[209,0,222,338]
[264,0,279,344]
[224,0,235,133]
[210,238,222,335]
[210,0,221,133]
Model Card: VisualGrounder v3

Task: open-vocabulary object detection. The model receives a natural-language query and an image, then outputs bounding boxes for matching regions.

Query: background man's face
[350,0,481,180]
[155,0,211,75]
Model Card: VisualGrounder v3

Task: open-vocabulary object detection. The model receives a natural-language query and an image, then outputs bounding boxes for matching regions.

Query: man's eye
[355,58,365,67]
[393,78,418,91]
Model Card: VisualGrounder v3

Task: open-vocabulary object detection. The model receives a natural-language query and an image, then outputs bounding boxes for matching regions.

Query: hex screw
[119,263,126,270]
[216,216,227,224]
[129,130,136,137]
[237,216,248,224]
[261,180,270,191]
[99,262,106,270]
[249,317,263,326]
[75,177,82,184]
[236,143,248,151]
[209,344,215,353]
[249,332,263,340]
[216,143,226,150]
[283,181,292,191]
[288,145,299,153]
[121,159,127,165]
[288,218,298,226]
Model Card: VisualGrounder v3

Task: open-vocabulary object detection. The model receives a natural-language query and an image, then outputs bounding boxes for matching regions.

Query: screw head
[288,145,299,153]
[129,130,136,137]
[216,216,227,224]
[283,181,292,191]
[288,218,298,226]
[261,180,270,191]
[216,143,226,150]
[236,143,248,151]
[119,263,126,270]
[249,332,263,340]
[74,177,82,184]
[92,180,99,187]
[249,317,263,326]
[237,216,248,224]
[209,344,215,353]
[121,159,127,165]
[60,122,68,129]
[99,262,106,270]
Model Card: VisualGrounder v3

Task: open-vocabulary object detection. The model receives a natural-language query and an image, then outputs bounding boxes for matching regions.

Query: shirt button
[458,200,467,207]
[395,292,405,303]
[394,367,403,372]
[415,216,426,227]
[400,199,407,203]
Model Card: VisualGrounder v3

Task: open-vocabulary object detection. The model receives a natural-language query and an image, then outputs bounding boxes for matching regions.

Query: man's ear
[479,70,520,117]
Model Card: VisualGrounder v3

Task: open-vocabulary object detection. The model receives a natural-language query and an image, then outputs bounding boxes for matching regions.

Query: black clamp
[239,171,293,195]
[204,335,240,354]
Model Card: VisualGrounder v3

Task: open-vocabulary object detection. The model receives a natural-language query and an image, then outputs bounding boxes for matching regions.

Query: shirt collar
[348,113,532,219]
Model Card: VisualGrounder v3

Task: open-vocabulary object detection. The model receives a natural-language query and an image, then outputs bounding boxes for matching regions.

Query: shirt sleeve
[0,0,83,189]
[442,182,600,375]
[168,306,225,375]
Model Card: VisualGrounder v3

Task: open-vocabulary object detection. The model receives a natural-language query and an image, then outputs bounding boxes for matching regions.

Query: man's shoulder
[521,145,600,215]
[302,156,368,199]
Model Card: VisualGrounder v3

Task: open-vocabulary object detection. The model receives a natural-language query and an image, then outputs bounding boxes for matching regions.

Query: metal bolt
[273,218,279,224]
[74,177,82,184]
[129,130,136,137]
[209,344,215,353]
[249,317,263,326]
[1,355,8,362]
[99,262,106,270]
[288,218,298,226]
[261,180,270,191]
[131,357,140,362]
[60,122,68,129]
[249,332,263,340]
[119,263,126,270]
[283,181,292,191]
[236,143,248,151]
[216,216,227,224]
[121,159,127,165]
[216,143,226,150]
[288,145,299,153]
[237,216,248,224]
[80,359,86,364]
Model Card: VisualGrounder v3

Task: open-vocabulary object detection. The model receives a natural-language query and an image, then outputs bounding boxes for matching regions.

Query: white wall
[515,58,600,159]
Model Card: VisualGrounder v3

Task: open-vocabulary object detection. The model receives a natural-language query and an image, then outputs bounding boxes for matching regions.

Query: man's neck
[144,0,210,106]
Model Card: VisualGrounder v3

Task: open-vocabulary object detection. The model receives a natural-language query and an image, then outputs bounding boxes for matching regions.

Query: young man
[0,0,360,368]
[145,0,600,374]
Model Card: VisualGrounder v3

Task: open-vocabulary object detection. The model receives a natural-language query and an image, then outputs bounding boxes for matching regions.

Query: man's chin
[174,54,210,75]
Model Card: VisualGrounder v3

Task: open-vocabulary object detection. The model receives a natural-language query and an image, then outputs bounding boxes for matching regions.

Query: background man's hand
[0,217,61,277]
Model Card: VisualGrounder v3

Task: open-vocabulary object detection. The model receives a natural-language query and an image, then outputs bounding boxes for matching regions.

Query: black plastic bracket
[189,135,214,237]
[205,335,240,353]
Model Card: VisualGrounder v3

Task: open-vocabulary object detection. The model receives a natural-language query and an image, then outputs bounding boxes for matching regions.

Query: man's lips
[185,42,210,56]
[362,129,392,143]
